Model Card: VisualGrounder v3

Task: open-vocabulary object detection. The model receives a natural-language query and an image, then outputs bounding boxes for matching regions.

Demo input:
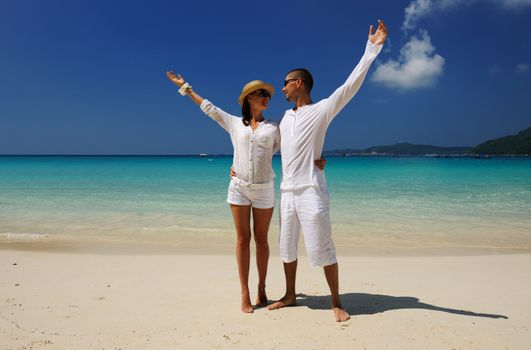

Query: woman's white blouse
[200,99,280,185]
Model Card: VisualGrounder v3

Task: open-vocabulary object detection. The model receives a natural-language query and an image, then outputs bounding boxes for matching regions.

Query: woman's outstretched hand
[166,70,186,87]
[368,19,388,46]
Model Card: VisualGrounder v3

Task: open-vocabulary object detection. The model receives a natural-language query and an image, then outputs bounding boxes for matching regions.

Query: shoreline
[1,154,530,158]
[2,233,531,257]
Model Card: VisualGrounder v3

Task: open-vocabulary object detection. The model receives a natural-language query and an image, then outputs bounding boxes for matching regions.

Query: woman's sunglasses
[251,89,271,98]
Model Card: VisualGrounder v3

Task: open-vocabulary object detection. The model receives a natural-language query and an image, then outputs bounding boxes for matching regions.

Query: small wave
[0,232,50,241]
[140,226,227,233]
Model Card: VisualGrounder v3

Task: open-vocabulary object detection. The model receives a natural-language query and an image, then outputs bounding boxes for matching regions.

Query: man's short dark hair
[287,68,314,92]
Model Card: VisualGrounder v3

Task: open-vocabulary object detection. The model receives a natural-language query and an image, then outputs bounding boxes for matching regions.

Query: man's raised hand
[368,19,388,46]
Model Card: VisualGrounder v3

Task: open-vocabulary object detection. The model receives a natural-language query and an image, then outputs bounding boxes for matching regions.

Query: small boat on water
[473,154,490,159]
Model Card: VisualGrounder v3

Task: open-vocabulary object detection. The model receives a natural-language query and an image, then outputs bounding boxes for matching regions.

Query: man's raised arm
[321,19,388,124]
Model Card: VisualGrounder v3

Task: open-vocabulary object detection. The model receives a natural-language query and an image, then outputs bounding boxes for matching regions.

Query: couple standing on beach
[167,20,388,322]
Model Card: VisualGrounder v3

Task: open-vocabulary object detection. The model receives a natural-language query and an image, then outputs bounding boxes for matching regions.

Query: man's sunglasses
[283,78,303,87]
[251,89,271,98]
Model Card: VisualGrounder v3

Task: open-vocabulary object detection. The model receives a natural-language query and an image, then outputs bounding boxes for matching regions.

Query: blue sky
[1,0,530,155]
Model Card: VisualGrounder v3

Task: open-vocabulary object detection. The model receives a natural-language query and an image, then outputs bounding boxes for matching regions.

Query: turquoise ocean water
[1,156,530,250]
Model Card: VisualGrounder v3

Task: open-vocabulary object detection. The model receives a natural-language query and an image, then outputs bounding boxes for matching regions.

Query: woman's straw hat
[238,80,275,106]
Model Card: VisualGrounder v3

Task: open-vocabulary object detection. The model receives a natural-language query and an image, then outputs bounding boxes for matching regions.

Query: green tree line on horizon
[325,125,531,156]
[472,126,531,155]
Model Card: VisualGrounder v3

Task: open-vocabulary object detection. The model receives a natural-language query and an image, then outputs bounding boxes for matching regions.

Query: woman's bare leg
[230,204,253,313]
[252,207,274,306]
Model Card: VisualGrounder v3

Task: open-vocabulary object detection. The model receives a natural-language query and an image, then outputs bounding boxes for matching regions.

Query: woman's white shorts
[227,178,275,209]
[279,186,337,268]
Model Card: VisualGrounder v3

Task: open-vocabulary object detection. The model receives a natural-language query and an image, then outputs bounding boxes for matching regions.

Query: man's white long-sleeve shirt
[279,40,383,192]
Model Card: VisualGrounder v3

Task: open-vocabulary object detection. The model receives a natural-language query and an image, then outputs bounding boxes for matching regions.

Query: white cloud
[402,0,471,32]
[386,0,531,90]
[371,30,445,90]
[516,63,530,73]
[402,0,531,32]
[403,0,434,32]
[499,0,531,8]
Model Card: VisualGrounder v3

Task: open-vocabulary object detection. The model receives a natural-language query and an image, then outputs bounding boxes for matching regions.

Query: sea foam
[0,232,50,241]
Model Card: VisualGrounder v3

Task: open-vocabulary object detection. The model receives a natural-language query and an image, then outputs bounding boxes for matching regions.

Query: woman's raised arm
[166,71,204,106]
[166,70,239,133]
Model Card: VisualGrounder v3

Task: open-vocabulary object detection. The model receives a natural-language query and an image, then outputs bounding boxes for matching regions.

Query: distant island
[324,144,472,156]
[472,126,531,155]
[324,126,530,156]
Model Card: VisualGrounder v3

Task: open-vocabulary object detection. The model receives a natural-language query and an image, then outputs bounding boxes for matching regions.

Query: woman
[166,71,325,313]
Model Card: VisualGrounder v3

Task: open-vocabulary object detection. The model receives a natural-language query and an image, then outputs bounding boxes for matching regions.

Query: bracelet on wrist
[178,82,193,96]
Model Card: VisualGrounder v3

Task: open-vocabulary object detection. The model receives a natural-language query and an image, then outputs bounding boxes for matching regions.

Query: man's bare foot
[333,307,350,322]
[241,293,254,313]
[267,294,296,310]
[255,285,268,307]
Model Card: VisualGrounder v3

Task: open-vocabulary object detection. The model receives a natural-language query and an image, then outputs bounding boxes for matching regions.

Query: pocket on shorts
[230,178,243,191]
[316,186,330,206]
[228,179,236,194]
[228,179,250,206]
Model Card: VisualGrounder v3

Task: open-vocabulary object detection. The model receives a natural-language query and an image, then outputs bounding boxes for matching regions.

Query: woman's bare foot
[333,307,350,322]
[267,294,296,310]
[241,291,254,313]
[255,285,268,307]
[241,301,254,313]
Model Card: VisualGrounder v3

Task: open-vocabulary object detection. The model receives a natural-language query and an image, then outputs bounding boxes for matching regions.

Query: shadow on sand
[293,293,508,319]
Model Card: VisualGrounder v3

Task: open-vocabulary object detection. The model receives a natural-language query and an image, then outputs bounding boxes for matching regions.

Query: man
[267,19,388,322]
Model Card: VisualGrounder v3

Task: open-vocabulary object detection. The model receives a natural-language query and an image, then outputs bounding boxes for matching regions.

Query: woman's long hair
[241,97,251,126]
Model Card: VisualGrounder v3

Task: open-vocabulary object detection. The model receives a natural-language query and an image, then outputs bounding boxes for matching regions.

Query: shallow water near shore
[1,156,530,252]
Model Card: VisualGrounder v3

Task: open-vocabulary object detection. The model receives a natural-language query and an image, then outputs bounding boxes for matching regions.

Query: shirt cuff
[200,99,212,115]
[365,40,383,57]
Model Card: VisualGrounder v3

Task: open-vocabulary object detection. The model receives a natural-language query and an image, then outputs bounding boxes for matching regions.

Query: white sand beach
[1,241,530,350]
